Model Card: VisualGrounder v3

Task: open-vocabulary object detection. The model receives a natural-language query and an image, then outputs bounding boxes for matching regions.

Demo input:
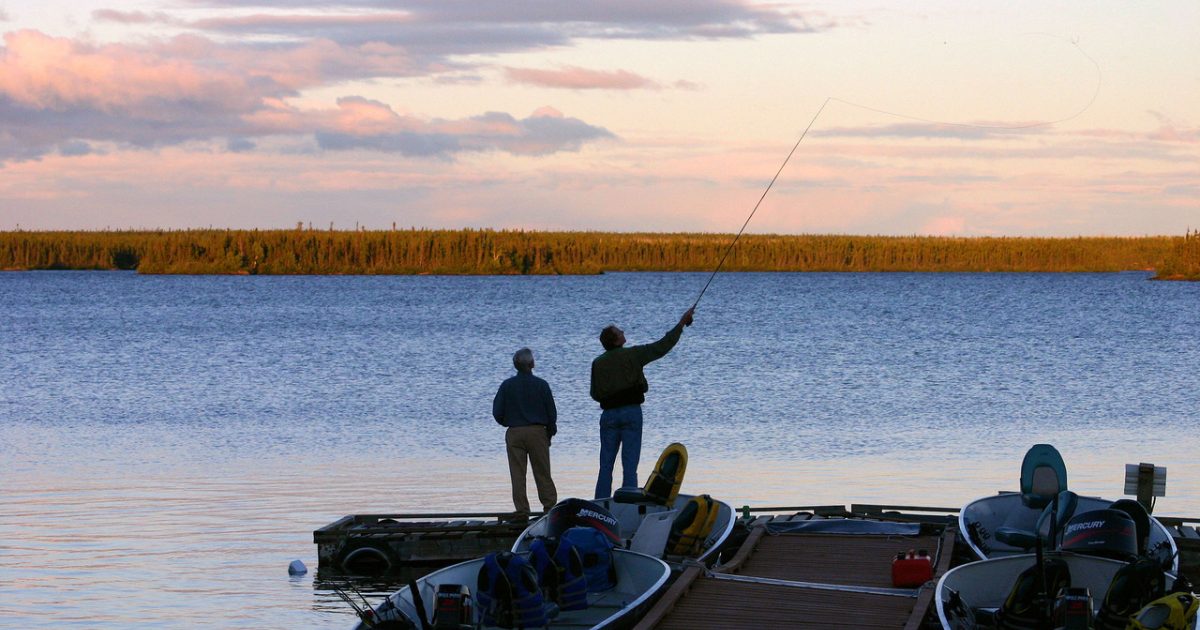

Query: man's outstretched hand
[680,307,695,327]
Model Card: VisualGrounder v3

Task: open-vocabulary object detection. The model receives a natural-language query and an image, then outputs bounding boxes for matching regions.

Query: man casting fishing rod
[590,306,695,499]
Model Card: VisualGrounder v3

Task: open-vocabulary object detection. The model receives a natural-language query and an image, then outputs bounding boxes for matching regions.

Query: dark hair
[599,325,622,350]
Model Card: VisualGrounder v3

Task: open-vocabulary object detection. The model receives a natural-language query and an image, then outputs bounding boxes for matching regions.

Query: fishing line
[689,37,1101,311]
[829,39,1102,130]
[690,97,831,310]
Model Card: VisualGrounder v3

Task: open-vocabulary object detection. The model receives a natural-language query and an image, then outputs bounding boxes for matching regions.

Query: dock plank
[737,532,943,588]
[652,579,917,629]
[639,521,950,629]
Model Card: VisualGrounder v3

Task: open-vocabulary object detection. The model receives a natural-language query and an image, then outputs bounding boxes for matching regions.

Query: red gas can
[891,548,933,587]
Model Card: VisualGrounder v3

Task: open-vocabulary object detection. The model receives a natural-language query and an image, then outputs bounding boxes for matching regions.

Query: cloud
[227,138,256,152]
[920,216,967,236]
[0,30,614,162]
[814,122,1025,141]
[57,140,95,157]
[504,65,659,90]
[93,9,183,25]
[172,1,827,56]
[309,103,616,156]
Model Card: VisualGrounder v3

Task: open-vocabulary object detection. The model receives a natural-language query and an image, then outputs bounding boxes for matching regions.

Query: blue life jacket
[550,538,589,611]
[527,539,559,603]
[475,552,547,629]
[559,527,617,593]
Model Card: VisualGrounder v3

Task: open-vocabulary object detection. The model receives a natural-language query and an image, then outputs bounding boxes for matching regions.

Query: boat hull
[958,492,1178,571]
[513,495,736,567]
[354,548,671,630]
[935,551,1177,630]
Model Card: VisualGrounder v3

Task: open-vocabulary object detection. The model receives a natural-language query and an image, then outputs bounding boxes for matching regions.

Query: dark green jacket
[590,323,684,409]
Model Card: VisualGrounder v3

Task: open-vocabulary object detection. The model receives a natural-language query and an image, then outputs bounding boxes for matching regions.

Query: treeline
[0,229,1193,277]
[1154,230,1200,281]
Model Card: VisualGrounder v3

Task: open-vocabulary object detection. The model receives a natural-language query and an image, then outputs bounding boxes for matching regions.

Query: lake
[1,271,1197,628]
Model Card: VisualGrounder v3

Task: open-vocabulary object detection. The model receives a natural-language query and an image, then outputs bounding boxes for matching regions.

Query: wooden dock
[313,504,1200,585]
[314,511,536,575]
[634,511,956,629]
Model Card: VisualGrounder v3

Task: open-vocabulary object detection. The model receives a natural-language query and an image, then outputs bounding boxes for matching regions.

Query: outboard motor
[545,498,622,546]
[432,584,473,630]
[1109,499,1152,558]
[1062,509,1139,562]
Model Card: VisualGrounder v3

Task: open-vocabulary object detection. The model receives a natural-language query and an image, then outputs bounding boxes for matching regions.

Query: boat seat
[1019,444,1068,509]
[1095,556,1166,628]
[628,511,675,558]
[995,490,1077,550]
[613,487,661,506]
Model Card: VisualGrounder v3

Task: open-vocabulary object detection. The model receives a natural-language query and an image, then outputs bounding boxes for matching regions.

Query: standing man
[590,307,695,499]
[493,347,558,519]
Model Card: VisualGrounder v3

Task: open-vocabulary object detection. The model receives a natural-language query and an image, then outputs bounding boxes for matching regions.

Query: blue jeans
[594,405,643,499]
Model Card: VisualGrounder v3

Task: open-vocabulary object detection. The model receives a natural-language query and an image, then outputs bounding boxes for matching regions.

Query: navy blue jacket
[493,371,557,436]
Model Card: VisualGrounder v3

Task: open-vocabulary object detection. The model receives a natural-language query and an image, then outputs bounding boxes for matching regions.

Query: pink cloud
[92,9,181,25]
[0,30,260,114]
[920,216,968,236]
[0,30,419,117]
[193,12,415,30]
[531,106,564,118]
[504,65,659,90]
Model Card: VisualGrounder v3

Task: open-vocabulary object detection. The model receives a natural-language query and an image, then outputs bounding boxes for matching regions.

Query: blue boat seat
[1019,444,1068,509]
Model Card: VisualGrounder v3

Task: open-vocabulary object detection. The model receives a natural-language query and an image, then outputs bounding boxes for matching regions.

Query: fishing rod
[690,97,831,311]
[689,37,1100,311]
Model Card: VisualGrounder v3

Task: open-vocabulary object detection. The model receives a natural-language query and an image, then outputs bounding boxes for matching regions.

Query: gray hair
[512,347,535,371]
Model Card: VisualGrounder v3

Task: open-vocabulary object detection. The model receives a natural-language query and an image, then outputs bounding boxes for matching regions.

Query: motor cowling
[1061,509,1138,561]
[545,498,622,546]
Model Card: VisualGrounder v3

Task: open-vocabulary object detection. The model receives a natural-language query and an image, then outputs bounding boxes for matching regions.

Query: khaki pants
[506,425,557,514]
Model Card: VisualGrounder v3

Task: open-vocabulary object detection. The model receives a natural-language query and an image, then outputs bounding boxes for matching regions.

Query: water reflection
[1,271,1197,628]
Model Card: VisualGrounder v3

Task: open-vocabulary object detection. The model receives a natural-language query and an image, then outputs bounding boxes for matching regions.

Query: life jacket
[550,538,589,611]
[667,494,717,556]
[643,442,687,505]
[475,551,548,629]
[1127,591,1199,630]
[995,557,1071,630]
[526,538,588,612]
[559,526,617,593]
[1094,557,1166,630]
[527,539,560,605]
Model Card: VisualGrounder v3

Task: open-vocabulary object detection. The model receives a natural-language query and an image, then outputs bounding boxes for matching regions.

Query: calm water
[1,271,1197,628]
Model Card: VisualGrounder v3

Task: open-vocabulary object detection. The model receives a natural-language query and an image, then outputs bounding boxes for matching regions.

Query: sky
[0,1,1196,236]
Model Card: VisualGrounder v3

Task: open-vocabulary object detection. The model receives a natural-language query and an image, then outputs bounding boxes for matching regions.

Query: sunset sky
[1,1,1196,235]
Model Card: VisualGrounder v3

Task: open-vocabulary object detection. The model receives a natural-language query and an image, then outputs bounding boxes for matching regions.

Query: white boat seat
[629,511,675,558]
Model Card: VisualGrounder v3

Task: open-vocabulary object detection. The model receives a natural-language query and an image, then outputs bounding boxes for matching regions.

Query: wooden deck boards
[652,579,919,630]
[637,519,956,630]
[739,532,945,588]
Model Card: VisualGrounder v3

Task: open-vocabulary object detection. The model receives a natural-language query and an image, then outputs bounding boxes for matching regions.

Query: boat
[958,444,1178,572]
[511,443,737,567]
[935,550,1188,629]
[351,546,671,629]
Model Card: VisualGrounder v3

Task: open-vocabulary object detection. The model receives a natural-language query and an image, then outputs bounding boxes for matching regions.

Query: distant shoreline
[2,229,1197,280]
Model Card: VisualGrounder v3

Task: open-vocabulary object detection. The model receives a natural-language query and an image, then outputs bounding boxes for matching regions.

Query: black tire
[337,540,400,576]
